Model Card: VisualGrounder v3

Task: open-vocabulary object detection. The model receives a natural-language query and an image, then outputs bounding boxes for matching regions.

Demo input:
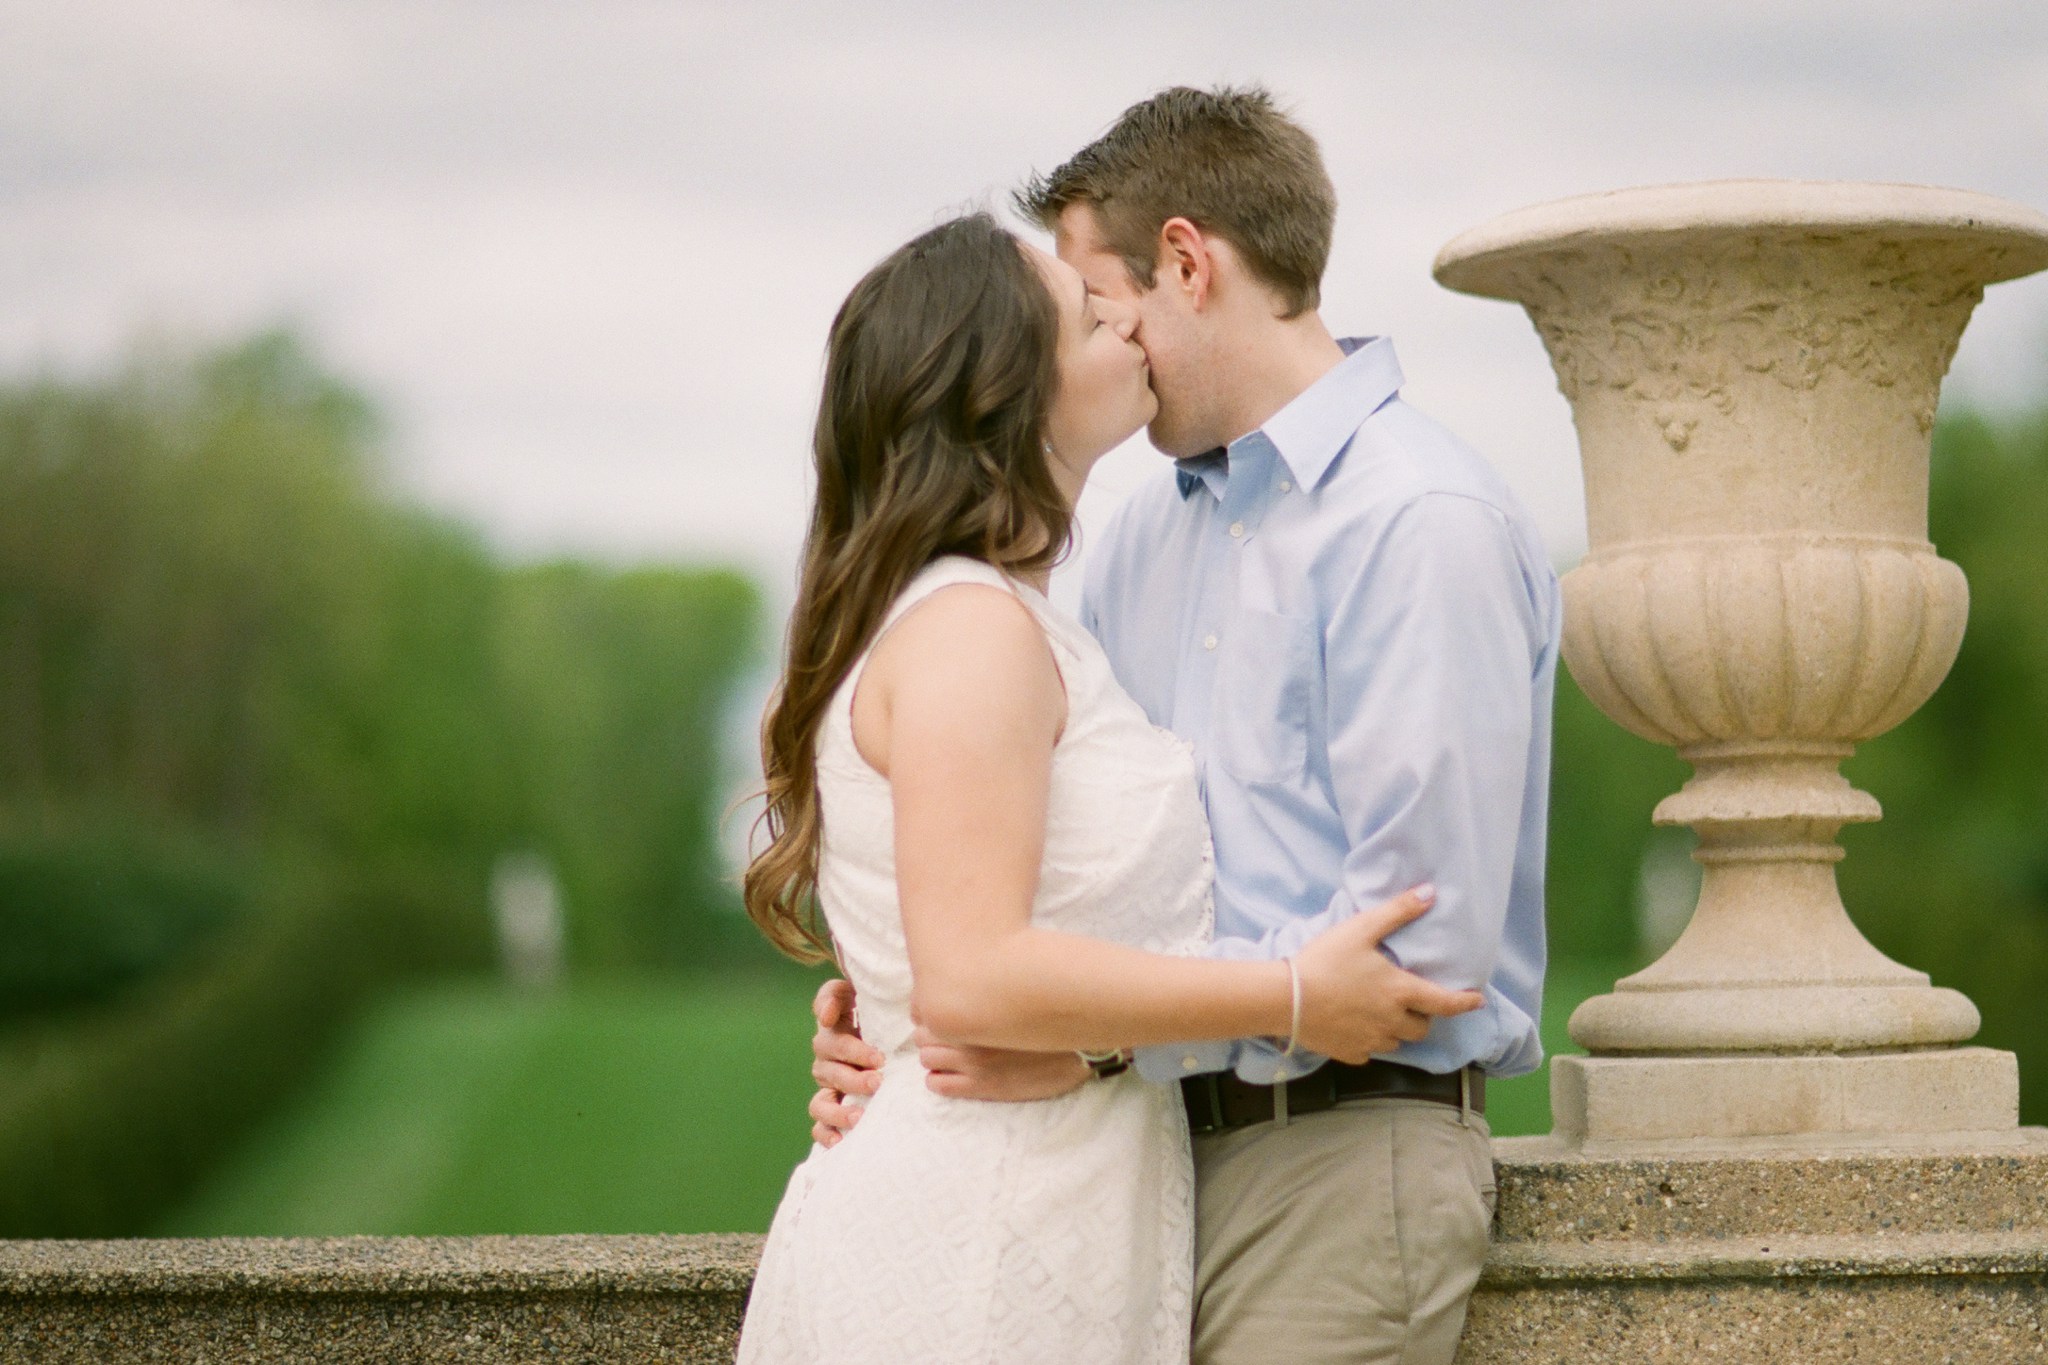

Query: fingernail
[1413,883,1437,903]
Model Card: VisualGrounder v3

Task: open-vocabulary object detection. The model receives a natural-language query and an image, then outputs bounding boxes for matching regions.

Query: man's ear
[1156,217,1213,310]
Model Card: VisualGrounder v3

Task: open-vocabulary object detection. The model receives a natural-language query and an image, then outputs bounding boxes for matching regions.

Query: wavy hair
[744,213,1068,961]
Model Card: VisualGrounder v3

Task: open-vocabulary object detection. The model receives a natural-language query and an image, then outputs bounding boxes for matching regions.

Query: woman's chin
[1101,425,1146,456]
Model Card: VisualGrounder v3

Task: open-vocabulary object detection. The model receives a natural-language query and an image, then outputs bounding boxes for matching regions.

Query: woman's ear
[1156,217,1213,310]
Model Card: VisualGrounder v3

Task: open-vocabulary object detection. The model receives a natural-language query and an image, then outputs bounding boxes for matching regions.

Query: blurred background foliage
[0,334,783,1237]
[0,333,2042,1236]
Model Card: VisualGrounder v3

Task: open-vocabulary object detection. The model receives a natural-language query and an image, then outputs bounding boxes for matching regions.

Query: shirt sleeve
[1141,493,1543,1085]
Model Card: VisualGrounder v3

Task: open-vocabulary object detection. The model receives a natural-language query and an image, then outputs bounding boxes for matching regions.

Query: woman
[736,213,1475,1364]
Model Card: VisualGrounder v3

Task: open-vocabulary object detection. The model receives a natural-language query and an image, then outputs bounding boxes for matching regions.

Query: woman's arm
[856,584,1477,1058]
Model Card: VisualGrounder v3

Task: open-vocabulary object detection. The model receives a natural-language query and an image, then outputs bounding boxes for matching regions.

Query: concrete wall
[9,1137,2048,1363]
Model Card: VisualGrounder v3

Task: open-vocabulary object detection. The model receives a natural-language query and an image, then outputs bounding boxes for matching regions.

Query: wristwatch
[1077,1048,1132,1080]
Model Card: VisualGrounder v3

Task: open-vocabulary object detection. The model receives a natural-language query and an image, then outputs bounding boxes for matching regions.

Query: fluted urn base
[1554,535,1977,1057]
[1569,759,1983,1054]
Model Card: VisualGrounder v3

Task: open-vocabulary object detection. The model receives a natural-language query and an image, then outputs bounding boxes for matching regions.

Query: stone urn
[1435,181,2048,1145]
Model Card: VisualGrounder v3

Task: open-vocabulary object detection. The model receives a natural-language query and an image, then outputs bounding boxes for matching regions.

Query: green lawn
[159,957,1631,1237]
[156,976,828,1237]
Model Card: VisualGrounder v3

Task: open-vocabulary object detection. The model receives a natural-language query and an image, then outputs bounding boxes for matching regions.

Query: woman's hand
[1291,886,1485,1064]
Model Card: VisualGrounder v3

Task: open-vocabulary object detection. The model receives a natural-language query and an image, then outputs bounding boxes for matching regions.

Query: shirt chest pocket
[1211,608,1315,786]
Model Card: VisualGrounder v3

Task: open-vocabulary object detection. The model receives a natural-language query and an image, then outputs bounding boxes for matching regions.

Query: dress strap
[837,556,1035,730]
[876,556,1024,638]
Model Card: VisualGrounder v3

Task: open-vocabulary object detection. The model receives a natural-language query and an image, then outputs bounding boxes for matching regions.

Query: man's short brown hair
[1014,85,1336,318]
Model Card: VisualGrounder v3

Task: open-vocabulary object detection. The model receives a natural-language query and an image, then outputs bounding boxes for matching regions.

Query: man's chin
[1145,417,1204,460]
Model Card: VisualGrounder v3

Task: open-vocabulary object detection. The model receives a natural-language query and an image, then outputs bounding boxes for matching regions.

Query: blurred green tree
[1840,409,2048,1123]
[0,332,764,1234]
[499,560,762,972]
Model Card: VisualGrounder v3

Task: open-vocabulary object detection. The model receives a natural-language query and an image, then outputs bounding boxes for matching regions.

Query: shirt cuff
[1229,1036,1331,1085]
[1133,1039,1237,1084]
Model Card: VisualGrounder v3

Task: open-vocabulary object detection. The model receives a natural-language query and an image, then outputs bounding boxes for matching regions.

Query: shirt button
[1228,521,1245,539]
[1203,633,1219,651]
[1279,480,1293,493]
[1182,1055,1201,1071]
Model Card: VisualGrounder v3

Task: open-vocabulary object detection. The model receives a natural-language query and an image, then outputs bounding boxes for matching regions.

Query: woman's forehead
[1022,242,1084,312]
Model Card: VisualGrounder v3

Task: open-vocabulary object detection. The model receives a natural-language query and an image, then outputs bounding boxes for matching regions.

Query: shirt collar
[1174,449,1229,500]
[1173,336,1404,500]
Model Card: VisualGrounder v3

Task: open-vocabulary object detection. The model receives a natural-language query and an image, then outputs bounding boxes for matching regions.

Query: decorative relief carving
[1514,238,2002,448]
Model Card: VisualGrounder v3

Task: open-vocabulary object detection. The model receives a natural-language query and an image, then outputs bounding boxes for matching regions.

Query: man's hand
[1293,886,1486,1063]
[809,979,884,1148]
[916,1027,1091,1101]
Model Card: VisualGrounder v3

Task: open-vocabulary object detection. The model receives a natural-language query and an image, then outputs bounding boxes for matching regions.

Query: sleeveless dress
[736,556,1215,1365]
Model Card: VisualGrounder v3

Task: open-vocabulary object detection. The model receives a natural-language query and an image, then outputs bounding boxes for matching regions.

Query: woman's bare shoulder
[856,582,1063,768]
[874,581,1057,700]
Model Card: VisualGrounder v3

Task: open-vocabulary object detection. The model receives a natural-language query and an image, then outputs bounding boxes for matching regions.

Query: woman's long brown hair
[744,213,1071,961]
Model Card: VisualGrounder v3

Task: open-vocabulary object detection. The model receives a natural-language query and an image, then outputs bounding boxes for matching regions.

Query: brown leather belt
[1180,1060,1484,1136]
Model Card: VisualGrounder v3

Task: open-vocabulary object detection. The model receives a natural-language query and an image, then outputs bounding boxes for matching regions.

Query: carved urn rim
[1433,178,2048,300]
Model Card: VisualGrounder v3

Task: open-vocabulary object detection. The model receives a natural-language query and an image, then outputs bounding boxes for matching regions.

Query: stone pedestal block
[1552,1047,2021,1146]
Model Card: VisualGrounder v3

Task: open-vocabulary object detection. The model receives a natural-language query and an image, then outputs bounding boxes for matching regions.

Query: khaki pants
[1190,1097,1496,1365]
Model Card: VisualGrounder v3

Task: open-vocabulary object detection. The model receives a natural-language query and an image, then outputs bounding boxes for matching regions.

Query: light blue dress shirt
[1080,337,1561,1086]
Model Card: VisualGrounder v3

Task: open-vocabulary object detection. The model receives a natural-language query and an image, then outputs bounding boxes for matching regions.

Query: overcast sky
[6,1,2047,610]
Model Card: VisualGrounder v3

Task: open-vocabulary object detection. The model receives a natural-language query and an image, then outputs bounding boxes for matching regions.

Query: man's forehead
[1053,203,1116,254]
[1053,221,1122,274]
[1054,234,1116,267]
[1062,252,1128,298]
[1054,201,1101,238]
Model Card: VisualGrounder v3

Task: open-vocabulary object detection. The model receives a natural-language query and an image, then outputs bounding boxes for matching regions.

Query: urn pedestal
[1434,182,2048,1362]
[1436,180,2048,1148]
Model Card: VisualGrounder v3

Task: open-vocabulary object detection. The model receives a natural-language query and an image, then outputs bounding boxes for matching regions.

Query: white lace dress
[736,555,1214,1365]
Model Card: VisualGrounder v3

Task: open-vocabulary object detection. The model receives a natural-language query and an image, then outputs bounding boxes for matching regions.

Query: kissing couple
[736,85,1560,1365]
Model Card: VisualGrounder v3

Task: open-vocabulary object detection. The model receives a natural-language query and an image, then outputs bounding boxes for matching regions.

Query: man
[810,85,1559,1363]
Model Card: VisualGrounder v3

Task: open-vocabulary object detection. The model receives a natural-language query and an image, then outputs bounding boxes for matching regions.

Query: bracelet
[1076,1048,1130,1081]
[1281,956,1303,1058]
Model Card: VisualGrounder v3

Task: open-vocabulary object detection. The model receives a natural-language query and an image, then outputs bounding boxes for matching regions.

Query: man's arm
[1133,492,1544,1084]
[807,979,883,1148]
